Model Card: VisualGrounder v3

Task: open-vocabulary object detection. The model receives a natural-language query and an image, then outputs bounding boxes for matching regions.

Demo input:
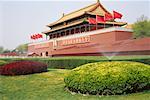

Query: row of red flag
[30,11,122,40]
[30,34,43,40]
[88,11,123,24]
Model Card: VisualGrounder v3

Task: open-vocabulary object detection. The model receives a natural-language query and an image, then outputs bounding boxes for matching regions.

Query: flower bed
[0,60,47,76]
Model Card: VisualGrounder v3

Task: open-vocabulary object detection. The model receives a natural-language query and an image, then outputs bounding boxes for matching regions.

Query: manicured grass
[0,69,150,100]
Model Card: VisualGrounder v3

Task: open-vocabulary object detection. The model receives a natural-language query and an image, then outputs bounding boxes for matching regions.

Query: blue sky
[0,0,149,50]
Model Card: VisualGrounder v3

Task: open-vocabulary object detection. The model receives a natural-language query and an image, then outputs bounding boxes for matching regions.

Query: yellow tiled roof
[43,20,84,34]
[122,24,133,29]
[47,2,111,27]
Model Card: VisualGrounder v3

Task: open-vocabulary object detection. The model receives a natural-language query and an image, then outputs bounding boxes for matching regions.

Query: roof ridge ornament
[62,13,65,17]
[97,0,100,3]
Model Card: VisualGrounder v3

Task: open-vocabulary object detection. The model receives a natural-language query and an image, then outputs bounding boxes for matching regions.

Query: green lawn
[0,69,150,100]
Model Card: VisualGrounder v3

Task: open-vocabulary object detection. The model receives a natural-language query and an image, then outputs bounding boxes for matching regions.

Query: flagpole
[104,14,105,29]
[113,20,114,27]
[113,21,115,27]
[96,15,98,30]
[113,13,115,27]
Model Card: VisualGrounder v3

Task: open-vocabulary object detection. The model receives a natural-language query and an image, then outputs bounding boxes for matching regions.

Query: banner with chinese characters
[62,36,91,46]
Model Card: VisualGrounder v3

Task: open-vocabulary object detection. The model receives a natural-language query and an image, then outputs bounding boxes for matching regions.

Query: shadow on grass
[47,68,62,72]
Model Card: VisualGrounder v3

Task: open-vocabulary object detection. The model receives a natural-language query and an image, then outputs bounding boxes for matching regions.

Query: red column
[79,26,81,33]
[59,32,60,37]
[53,34,55,38]
[49,34,51,39]
[84,25,87,32]
[74,27,75,34]
[69,28,71,35]
[65,30,67,36]
[56,33,58,38]
[51,34,52,39]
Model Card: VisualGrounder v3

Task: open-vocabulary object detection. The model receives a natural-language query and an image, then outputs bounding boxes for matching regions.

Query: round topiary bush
[0,60,47,76]
[64,61,150,95]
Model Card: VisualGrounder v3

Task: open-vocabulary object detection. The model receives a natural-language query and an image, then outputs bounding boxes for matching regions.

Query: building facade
[28,1,150,57]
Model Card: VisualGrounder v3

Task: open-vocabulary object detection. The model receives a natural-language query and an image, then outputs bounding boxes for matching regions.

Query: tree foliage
[15,44,28,54]
[0,46,4,53]
[0,47,11,53]
[3,49,11,53]
[133,15,150,38]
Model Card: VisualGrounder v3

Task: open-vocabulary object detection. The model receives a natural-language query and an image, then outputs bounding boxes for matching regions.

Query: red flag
[96,15,105,23]
[30,35,33,39]
[37,34,43,38]
[37,34,41,38]
[88,18,97,24]
[32,35,35,39]
[33,34,37,39]
[35,34,38,39]
[33,35,37,40]
[105,13,113,21]
[113,11,122,19]
[40,34,43,38]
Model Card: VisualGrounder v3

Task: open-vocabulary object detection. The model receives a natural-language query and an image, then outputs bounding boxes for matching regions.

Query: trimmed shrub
[0,56,149,69]
[64,61,150,95]
[0,60,47,76]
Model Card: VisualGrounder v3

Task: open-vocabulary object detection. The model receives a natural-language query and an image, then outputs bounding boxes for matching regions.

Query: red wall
[28,30,150,56]
[115,31,133,41]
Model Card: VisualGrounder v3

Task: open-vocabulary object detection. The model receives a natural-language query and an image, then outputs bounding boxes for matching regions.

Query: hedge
[64,61,150,95]
[0,60,48,76]
[0,56,149,69]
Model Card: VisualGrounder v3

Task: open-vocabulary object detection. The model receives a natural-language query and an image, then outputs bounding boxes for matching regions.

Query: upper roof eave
[43,20,127,34]
[47,2,110,27]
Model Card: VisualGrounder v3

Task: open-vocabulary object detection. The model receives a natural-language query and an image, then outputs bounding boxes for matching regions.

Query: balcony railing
[48,24,109,39]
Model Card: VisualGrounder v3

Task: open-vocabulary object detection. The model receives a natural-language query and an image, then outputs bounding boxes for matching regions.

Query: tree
[0,46,4,53]
[0,47,12,53]
[3,49,11,53]
[133,15,150,38]
[15,44,28,54]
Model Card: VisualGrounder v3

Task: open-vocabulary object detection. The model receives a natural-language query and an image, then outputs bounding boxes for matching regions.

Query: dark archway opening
[46,52,48,56]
